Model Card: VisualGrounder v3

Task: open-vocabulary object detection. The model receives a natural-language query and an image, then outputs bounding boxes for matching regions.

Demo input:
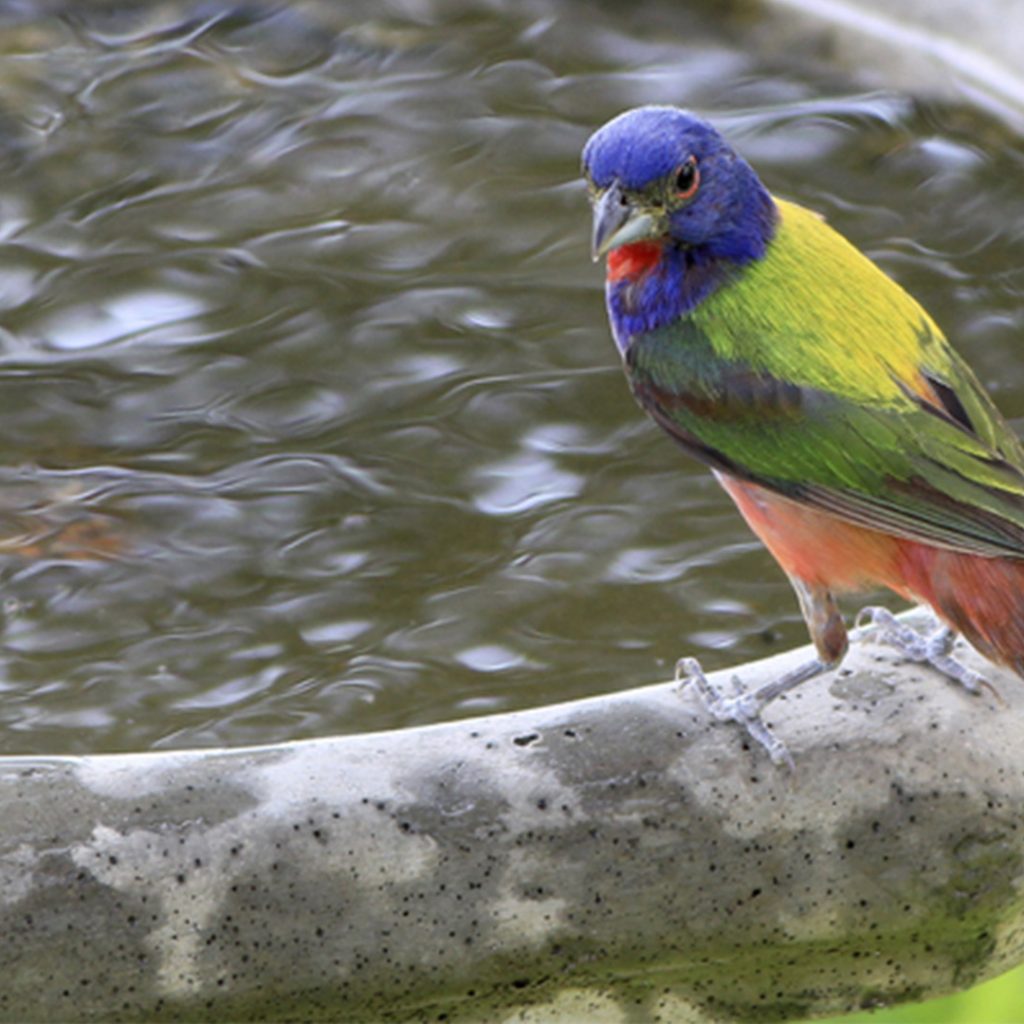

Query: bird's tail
[901,546,1024,678]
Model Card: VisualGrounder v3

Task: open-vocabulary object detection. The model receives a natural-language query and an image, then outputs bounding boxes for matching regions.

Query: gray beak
[591,182,662,261]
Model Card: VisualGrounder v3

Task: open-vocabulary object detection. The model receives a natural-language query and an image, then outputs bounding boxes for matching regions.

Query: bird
[582,105,1024,764]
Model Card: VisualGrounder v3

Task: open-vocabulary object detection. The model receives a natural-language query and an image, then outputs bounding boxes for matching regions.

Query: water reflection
[42,289,208,350]
[0,0,1021,753]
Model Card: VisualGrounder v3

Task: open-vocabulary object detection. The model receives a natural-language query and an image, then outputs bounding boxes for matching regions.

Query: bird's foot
[675,656,802,768]
[854,606,994,697]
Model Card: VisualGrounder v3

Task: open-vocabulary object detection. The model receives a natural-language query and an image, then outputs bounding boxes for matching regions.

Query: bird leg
[676,578,846,767]
[854,605,991,696]
[675,655,828,768]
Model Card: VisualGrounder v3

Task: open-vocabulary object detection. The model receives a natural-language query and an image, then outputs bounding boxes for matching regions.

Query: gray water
[0,0,1022,753]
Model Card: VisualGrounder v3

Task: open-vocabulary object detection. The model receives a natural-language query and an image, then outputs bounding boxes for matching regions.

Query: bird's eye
[674,157,700,199]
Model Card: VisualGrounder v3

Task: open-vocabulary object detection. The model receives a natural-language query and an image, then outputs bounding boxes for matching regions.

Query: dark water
[0,0,1021,753]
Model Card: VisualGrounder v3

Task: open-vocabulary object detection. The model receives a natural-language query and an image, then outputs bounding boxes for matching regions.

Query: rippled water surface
[0,0,1022,753]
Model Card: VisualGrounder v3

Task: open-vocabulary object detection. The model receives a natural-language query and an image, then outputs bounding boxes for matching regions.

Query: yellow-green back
[694,201,949,398]
[626,198,1024,556]
[690,198,1024,465]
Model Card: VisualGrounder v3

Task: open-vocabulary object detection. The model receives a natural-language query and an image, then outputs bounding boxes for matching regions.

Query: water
[0,0,1021,754]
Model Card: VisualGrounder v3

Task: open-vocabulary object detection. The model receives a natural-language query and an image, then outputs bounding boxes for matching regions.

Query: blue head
[583,106,776,265]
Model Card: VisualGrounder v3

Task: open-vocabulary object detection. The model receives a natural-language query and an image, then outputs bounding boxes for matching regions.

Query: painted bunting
[582,106,1024,763]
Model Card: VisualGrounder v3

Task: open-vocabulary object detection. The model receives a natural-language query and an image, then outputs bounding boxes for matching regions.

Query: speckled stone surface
[2,611,1024,1022]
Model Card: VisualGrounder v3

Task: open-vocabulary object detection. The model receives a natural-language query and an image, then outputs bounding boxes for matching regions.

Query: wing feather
[627,325,1024,559]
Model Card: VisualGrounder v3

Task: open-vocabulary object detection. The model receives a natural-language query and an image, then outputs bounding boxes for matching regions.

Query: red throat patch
[606,241,663,283]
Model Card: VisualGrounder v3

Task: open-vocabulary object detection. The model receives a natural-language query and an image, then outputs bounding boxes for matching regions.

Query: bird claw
[674,656,795,768]
[854,606,995,697]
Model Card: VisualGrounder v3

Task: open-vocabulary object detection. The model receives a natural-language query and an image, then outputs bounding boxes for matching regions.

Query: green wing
[627,318,1024,558]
